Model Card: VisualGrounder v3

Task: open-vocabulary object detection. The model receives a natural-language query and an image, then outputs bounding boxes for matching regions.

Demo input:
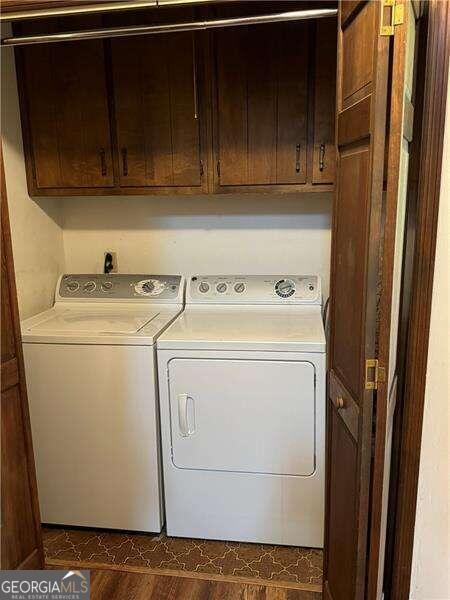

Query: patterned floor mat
[43,526,323,590]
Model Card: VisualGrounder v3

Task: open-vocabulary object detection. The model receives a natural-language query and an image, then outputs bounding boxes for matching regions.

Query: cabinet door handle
[99,148,107,176]
[334,396,345,410]
[295,144,301,173]
[121,148,128,176]
[319,143,326,172]
[192,34,198,120]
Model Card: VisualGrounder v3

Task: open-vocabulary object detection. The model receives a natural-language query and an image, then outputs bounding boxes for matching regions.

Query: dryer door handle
[178,393,195,437]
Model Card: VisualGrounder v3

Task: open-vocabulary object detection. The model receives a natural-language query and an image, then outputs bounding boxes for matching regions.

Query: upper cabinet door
[313,18,337,184]
[20,39,114,190]
[111,32,203,188]
[215,22,309,188]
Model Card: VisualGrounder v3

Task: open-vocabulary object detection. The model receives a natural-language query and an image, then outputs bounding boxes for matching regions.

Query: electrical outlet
[104,251,118,273]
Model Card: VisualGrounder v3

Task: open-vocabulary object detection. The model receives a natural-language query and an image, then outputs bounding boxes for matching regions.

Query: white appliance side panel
[23,343,162,532]
[168,359,316,476]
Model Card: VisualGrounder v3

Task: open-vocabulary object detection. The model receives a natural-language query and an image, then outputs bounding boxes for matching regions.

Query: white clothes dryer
[21,274,185,532]
[157,275,326,547]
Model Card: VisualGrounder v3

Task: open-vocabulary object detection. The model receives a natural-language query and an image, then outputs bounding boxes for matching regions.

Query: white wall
[410,74,450,599]
[62,193,333,298]
[1,46,65,319]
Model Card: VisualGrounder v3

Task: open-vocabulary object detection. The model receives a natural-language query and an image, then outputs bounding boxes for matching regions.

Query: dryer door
[168,358,315,476]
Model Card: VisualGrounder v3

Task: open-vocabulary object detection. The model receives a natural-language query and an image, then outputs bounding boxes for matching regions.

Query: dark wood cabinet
[213,19,336,192]
[214,22,309,188]
[1,148,44,570]
[15,9,336,196]
[19,38,114,190]
[111,32,204,189]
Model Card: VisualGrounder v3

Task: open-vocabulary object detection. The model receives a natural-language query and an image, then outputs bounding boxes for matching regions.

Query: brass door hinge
[365,359,386,390]
[380,0,405,36]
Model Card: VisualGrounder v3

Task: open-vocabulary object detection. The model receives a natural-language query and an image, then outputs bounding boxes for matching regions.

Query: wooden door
[214,22,309,188]
[1,147,44,570]
[324,1,409,599]
[111,32,203,189]
[18,24,114,191]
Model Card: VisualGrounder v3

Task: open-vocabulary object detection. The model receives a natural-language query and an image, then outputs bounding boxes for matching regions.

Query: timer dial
[134,279,165,296]
[275,279,296,298]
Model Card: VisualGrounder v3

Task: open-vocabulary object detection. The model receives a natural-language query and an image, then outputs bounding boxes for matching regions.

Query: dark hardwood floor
[53,568,322,599]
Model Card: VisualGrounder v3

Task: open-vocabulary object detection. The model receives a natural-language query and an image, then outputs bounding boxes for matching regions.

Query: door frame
[383,0,449,597]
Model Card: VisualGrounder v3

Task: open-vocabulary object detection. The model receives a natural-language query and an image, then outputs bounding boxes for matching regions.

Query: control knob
[198,282,210,293]
[65,281,79,293]
[134,278,165,296]
[141,280,154,294]
[102,281,113,292]
[216,283,228,293]
[234,282,246,293]
[83,281,96,293]
[275,279,296,298]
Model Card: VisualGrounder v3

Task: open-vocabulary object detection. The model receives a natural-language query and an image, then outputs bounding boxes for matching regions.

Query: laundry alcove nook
[2,2,442,599]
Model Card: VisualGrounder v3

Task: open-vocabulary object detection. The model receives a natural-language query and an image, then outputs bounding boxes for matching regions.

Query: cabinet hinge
[365,359,386,390]
[380,0,404,36]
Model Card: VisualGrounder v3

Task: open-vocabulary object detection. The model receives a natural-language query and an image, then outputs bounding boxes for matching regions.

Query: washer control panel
[58,274,183,301]
[188,275,321,304]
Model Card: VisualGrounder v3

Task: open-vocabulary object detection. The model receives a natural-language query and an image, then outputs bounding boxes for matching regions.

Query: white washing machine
[157,275,326,547]
[21,274,184,532]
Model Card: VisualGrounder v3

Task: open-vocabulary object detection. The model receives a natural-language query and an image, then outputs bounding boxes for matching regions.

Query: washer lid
[26,308,160,335]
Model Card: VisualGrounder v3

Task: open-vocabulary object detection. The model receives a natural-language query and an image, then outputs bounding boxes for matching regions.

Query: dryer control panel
[58,274,184,302]
[188,275,322,305]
